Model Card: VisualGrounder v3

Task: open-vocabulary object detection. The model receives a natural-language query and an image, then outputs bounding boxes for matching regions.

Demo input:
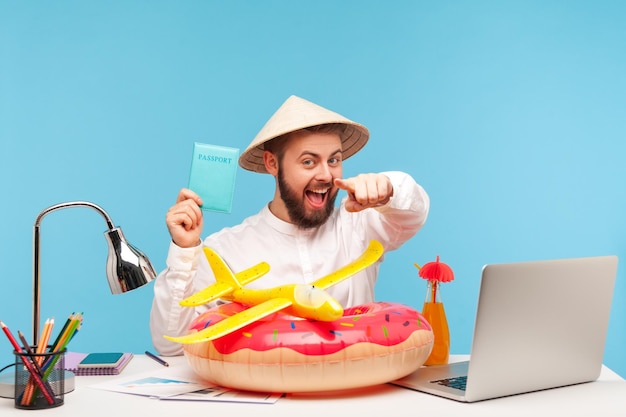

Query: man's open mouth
[305,188,329,209]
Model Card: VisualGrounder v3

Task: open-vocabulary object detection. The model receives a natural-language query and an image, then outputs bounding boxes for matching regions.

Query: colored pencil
[1,321,55,405]
[18,330,50,406]
[38,318,54,355]
[49,313,73,351]
[54,313,81,352]
[41,313,82,375]
[22,318,55,404]
[17,331,45,376]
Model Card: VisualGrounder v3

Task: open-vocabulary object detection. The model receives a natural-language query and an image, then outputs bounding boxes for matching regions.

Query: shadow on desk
[287,383,397,400]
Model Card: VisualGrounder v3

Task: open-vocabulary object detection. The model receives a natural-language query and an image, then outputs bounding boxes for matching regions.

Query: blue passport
[188,142,239,213]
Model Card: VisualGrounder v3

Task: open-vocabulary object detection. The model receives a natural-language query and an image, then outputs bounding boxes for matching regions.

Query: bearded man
[150,95,430,356]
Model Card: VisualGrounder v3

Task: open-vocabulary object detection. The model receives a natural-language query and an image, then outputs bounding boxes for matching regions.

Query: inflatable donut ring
[183,301,434,393]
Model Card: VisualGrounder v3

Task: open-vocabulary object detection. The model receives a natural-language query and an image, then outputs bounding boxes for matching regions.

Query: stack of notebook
[64,352,133,376]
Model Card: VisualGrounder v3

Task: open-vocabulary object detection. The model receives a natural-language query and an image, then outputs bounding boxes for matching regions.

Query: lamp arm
[32,201,117,344]
[34,201,116,230]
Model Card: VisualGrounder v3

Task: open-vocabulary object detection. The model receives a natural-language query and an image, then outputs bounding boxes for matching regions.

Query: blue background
[1,1,625,378]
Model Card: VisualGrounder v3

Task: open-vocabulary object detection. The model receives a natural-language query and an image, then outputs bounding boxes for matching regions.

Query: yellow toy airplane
[164,240,384,344]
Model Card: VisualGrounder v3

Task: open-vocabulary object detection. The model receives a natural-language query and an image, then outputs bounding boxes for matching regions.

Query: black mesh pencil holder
[13,347,65,409]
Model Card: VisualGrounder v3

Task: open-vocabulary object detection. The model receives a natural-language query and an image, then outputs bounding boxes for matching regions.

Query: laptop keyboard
[431,375,468,391]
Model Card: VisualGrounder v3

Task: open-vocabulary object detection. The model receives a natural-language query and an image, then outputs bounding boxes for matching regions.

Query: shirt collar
[261,203,317,236]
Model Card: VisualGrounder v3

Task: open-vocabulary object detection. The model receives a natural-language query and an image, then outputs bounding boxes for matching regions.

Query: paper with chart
[90,363,281,404]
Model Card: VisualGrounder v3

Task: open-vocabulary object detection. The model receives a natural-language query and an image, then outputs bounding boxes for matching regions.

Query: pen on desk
[145,350,169,367]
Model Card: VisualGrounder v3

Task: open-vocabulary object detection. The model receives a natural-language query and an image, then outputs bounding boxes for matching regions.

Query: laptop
[391,255,618,402]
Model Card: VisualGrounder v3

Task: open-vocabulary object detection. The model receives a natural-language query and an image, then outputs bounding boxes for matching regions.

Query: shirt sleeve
[149,241,203,356]
[355,171,430,251]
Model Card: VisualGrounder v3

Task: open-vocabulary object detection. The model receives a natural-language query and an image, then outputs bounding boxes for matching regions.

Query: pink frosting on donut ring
[183,301,434,393]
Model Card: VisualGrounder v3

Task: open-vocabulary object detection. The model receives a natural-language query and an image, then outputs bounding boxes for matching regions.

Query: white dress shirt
[150,171,429,355]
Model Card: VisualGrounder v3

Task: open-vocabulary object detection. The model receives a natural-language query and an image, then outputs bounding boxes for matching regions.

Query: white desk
[2,355,625,416]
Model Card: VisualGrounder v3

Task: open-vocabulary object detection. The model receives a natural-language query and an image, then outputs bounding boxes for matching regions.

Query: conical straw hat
[238,95,370,173]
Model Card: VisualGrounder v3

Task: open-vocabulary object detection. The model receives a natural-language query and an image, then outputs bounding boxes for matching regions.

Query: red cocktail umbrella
[416,255,454,283]
[414,255,454,303]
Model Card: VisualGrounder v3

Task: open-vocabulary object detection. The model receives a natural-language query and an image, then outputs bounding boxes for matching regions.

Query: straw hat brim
[238,95,370,173]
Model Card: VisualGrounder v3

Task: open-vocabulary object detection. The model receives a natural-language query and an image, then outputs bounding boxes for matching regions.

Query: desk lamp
[0,201,157,399]
[32,201,157,344]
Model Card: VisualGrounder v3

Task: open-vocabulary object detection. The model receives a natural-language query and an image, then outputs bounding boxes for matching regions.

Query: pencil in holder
[13,347,65,409]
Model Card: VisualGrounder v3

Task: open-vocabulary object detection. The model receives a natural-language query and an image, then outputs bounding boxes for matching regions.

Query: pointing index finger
[334,178,354,192]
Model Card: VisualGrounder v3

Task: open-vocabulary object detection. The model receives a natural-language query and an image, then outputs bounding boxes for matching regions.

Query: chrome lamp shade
[104,227,156,294]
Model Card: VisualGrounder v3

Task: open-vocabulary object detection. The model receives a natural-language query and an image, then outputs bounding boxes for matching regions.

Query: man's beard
[277,169,338,229]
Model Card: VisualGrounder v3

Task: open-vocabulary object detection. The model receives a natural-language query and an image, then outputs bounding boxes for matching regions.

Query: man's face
[276,131,343,229]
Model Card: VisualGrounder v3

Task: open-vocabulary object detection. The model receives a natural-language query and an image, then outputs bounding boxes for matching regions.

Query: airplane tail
[179,247,270,307]
[203,247,243,289]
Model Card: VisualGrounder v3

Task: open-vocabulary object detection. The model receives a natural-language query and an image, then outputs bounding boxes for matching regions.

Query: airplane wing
[180,249,270,307]
[165,298,293,344]
[203,247,270,287]
[235,260,271,285]
[180,282,237,307]
[311,240,384,290]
